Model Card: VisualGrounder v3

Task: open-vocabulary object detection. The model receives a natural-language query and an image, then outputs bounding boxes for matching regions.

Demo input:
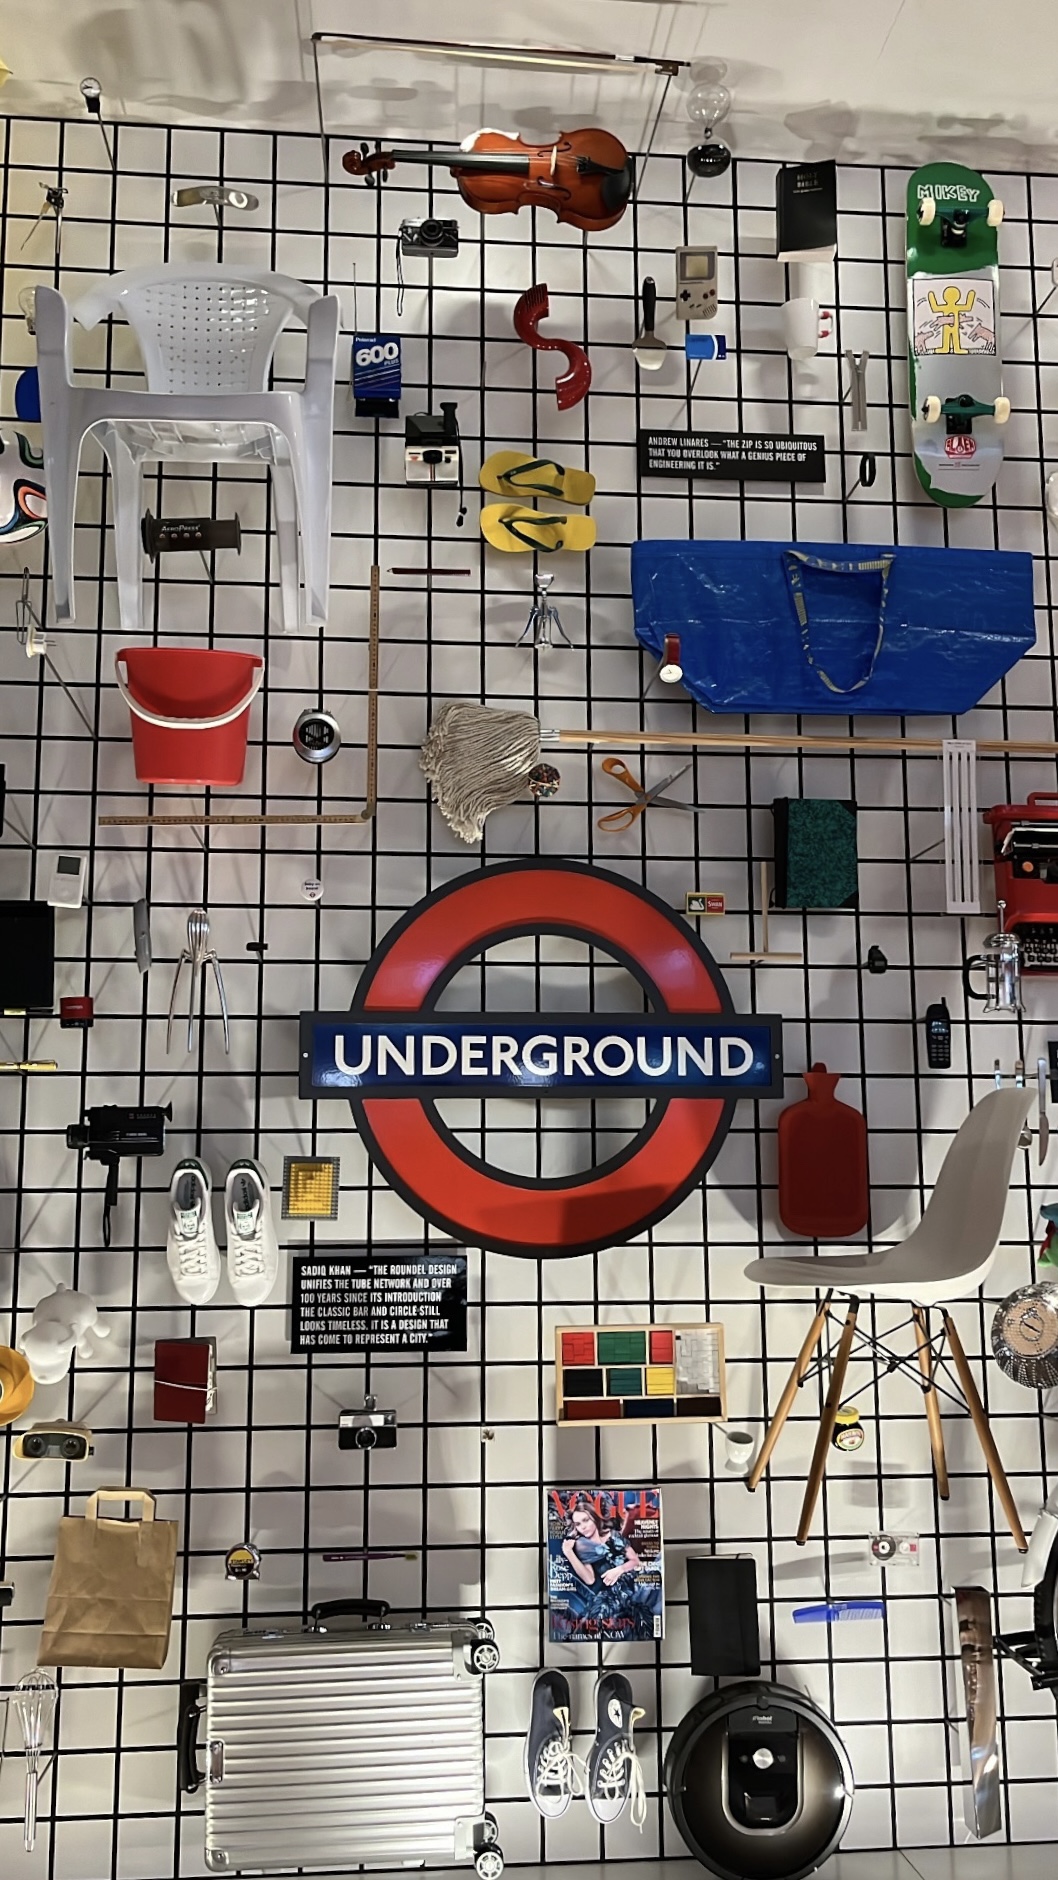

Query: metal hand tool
[167,909,230,1055]
[596,756,708,831]
[634,277,666,368]
[520,570,571,647]
[844,349,870,434]
[1012,1058,1033,1148]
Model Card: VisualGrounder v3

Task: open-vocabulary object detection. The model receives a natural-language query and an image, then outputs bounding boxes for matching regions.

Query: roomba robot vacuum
[665,1681,854,1880]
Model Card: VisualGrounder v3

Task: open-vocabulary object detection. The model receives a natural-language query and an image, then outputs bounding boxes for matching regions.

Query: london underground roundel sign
[299,859,782,1259]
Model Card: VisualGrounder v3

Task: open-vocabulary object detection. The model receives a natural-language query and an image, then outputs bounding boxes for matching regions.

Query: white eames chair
[743,1086,1033,1551]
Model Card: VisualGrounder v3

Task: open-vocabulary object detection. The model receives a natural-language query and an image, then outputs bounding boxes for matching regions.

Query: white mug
[782,296,833,362]
[723,1427,756,1475]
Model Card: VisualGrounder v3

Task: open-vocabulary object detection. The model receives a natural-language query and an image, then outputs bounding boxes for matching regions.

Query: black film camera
[400,217,459,258]
[338,1394,397,1452]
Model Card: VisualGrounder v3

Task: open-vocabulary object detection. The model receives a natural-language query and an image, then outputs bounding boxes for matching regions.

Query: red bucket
[115,647,264,787]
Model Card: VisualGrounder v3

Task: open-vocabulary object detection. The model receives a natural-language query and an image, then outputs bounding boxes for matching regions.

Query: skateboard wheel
[987,199,1004,227]
[993,396,1011,424]
[918,196,937,226]
[922,395,942,424]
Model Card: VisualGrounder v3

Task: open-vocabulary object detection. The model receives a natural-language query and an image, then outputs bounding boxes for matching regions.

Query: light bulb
[687,83,731,133]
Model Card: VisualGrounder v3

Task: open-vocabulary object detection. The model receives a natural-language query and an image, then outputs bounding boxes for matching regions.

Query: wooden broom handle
[549,726,1058,758]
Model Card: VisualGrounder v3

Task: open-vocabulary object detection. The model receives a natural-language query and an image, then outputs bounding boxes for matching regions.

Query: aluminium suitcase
[179,1597,503,1875]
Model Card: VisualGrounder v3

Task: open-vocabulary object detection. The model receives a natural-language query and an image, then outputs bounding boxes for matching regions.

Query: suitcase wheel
[473,1618,496,1642]
[475,1847,504,1879]
[470,1639,501,1674]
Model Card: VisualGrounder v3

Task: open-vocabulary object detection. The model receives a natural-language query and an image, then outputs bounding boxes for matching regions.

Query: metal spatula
[634,277,666,369]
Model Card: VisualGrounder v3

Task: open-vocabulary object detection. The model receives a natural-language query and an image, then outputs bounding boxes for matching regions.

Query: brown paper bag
[39,1488,178,1669]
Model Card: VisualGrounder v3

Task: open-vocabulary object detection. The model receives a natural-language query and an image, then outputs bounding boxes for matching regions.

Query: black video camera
[400,217,459,258]
[66,1102,172,1246]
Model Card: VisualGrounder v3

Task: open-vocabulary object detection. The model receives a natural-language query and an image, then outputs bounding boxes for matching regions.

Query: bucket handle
[115,652,264,731]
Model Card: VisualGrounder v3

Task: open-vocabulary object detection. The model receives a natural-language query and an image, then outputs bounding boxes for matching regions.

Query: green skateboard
[906,161,1008,506]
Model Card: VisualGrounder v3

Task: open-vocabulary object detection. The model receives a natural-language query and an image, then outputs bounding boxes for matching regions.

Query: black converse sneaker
[585,1672,647,1828]
[525,1670,584,1818]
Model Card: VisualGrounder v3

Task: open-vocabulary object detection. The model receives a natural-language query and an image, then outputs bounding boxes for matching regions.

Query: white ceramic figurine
[19,1285,111,1387]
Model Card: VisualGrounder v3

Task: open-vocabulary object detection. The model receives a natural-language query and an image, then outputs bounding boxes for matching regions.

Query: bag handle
[783,550,894,696]
[1027,793,1058,809]
[86,1487,156,1523]
[310,1597,390,1630]
[114,653,264,731]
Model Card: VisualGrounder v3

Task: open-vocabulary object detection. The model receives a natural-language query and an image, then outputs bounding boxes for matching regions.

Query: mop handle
[543,726,1058,759]
[98,813,375,827]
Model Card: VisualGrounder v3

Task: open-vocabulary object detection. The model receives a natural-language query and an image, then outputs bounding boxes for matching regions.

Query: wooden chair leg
[912,1305,949,1500]
[942,1309,1027,1553]
[746,1292,833,1492]
[797,1298,859,1546]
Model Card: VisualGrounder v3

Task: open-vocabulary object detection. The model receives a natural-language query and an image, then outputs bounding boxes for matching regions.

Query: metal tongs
[167,908,230,1055]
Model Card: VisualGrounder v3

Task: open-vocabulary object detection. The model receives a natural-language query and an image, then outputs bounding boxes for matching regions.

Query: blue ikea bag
[630,539,1035,716]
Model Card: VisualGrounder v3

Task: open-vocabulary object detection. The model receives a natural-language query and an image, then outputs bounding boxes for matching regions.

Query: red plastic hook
[513,282,591,410]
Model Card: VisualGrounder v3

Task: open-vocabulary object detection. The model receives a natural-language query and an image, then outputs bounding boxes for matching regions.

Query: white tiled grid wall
[1,111,1058,1876]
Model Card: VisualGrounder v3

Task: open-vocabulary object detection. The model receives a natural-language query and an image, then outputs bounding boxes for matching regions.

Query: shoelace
[595,1706,647,1829]
[230,1200,264,1274]
[175,1206,211,1277]
[536,1706,585,1800]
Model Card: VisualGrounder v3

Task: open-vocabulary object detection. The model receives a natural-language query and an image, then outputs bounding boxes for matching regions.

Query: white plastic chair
[742,1085,1033,1550]
[35,265,340,634]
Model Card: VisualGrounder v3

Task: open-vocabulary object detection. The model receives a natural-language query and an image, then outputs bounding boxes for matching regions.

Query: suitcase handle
[177,1681,205,1794]
[310,1597,391,1630]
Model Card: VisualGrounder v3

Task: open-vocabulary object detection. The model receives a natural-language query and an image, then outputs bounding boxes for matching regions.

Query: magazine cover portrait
[546,1486,664,1643]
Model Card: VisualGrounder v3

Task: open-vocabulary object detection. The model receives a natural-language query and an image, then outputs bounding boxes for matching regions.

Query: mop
[420,700,1058,844]
[421,702,544,842]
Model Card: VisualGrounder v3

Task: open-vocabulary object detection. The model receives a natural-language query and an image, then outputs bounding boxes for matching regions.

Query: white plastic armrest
[305,293,341,373]
[33,286,76,386]
[69,281,126,331]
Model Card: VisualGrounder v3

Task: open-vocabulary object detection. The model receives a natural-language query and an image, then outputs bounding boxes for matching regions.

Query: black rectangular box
[687,1555,761,1677]
[776,160,838,262]
[0,901,55,1012]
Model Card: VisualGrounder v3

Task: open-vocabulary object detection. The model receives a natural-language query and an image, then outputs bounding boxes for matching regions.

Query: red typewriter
[984,793,1058,972]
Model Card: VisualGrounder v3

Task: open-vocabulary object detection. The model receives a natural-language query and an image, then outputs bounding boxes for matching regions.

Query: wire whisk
[12,1668,56,1852]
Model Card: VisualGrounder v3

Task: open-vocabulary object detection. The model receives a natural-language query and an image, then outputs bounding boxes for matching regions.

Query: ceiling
[1,0,1056,169]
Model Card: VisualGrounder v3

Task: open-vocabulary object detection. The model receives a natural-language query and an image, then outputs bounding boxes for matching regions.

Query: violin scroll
[342,144,395,182]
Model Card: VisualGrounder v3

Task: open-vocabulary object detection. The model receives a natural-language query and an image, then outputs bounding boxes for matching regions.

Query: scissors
[596,756,708,832]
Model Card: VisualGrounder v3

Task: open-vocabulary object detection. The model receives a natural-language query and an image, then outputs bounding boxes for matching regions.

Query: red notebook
[153,1339,216,1424]
[778,1063,869,1238]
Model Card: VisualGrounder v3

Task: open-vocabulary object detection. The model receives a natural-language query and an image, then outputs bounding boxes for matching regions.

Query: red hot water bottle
[778,1063,869,1238]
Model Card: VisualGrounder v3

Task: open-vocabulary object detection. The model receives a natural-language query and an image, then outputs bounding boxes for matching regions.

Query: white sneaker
[166,1158,221,1305]
[224,1159,279,1306]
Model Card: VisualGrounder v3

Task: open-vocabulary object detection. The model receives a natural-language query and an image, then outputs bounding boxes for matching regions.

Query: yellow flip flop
[480,504,596,554]
[479,450,596,506]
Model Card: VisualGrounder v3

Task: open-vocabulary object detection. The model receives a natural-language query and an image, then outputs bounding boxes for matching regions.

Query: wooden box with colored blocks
[554,1323,726,1425]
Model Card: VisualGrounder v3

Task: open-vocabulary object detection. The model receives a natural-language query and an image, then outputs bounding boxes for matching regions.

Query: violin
[343,128,634,234]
